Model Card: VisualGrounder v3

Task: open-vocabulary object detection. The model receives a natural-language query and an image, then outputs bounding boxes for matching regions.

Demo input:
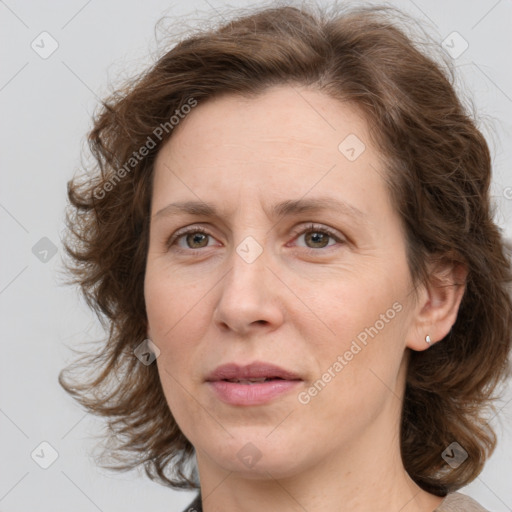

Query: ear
[406,258,468,351]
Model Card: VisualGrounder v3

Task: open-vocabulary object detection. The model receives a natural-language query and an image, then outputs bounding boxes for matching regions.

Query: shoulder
[435,492,489,512]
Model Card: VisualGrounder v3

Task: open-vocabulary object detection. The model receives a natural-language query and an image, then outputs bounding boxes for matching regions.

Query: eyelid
[166,225,215,250]
[288,223,346,251]
[166,222,346,252]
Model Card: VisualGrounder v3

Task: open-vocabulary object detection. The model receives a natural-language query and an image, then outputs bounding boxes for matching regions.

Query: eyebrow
[154,197,368,224]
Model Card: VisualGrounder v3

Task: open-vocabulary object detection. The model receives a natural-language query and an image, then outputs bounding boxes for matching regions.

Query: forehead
[157,85,372,163]
[151,86,389,218]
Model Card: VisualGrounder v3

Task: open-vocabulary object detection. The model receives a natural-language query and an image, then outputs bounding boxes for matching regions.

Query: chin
[198,433,311,479]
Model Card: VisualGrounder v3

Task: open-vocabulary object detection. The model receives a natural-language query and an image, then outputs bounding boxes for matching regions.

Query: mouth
[206,361,302,382]
[206,362,302,405]
[220,377,287,384]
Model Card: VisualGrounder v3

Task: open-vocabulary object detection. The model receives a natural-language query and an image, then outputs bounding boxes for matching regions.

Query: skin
[144,86,466,512]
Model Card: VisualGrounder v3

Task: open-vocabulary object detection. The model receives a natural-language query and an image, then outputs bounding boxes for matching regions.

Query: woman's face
[144,86,421,479]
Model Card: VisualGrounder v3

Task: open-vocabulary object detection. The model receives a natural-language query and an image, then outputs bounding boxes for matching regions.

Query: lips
[206,361,303,406]
[205,361,302,382]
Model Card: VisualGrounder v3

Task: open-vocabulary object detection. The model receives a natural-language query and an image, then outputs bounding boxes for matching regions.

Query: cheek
[145,266,207,341]
[146,272,211,437]
[144,269,211,406]
[300,274,409,404]
[308,272,404,346]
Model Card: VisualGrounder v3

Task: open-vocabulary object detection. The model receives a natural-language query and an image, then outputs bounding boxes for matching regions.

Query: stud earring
[425,335,432,345]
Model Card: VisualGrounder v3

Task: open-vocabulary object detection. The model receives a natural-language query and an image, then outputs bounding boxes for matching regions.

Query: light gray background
[1,0,511,511]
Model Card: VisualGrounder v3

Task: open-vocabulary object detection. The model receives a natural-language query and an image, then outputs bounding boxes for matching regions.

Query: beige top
[434,492,489,511]
[182,491,489,511]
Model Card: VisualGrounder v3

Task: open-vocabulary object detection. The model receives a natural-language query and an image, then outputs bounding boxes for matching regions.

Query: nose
[213,242,284,336]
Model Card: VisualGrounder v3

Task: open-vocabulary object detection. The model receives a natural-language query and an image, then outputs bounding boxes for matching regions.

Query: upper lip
[206,361,302,381]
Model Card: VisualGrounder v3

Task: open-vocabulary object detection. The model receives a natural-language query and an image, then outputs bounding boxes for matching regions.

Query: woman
[59,4,512,511]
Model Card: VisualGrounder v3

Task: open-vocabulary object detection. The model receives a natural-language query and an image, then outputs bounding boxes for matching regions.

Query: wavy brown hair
[59,3,512,496]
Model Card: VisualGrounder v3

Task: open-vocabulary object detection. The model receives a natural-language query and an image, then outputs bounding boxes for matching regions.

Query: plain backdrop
[1,0,511,511]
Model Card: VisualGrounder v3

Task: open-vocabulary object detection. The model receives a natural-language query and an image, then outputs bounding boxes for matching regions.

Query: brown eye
[185,232,210,249]
[303,231,331,248]
[167,227,217,251]
[293,224,343,251]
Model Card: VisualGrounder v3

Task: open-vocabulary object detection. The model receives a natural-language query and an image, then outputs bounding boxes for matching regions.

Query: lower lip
[207,379,302,405]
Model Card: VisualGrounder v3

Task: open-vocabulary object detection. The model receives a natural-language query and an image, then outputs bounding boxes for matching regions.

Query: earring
[425,335,432,345]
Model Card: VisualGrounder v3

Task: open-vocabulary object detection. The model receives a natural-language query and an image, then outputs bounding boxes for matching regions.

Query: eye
[166,223,345,254]
[167,226,218,252]
[291,223,345,251]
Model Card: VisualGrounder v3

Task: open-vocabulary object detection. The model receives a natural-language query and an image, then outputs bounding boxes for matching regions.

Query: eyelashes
[165,223,346,254]
[167,226,215,251]
[293,224,343,250]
